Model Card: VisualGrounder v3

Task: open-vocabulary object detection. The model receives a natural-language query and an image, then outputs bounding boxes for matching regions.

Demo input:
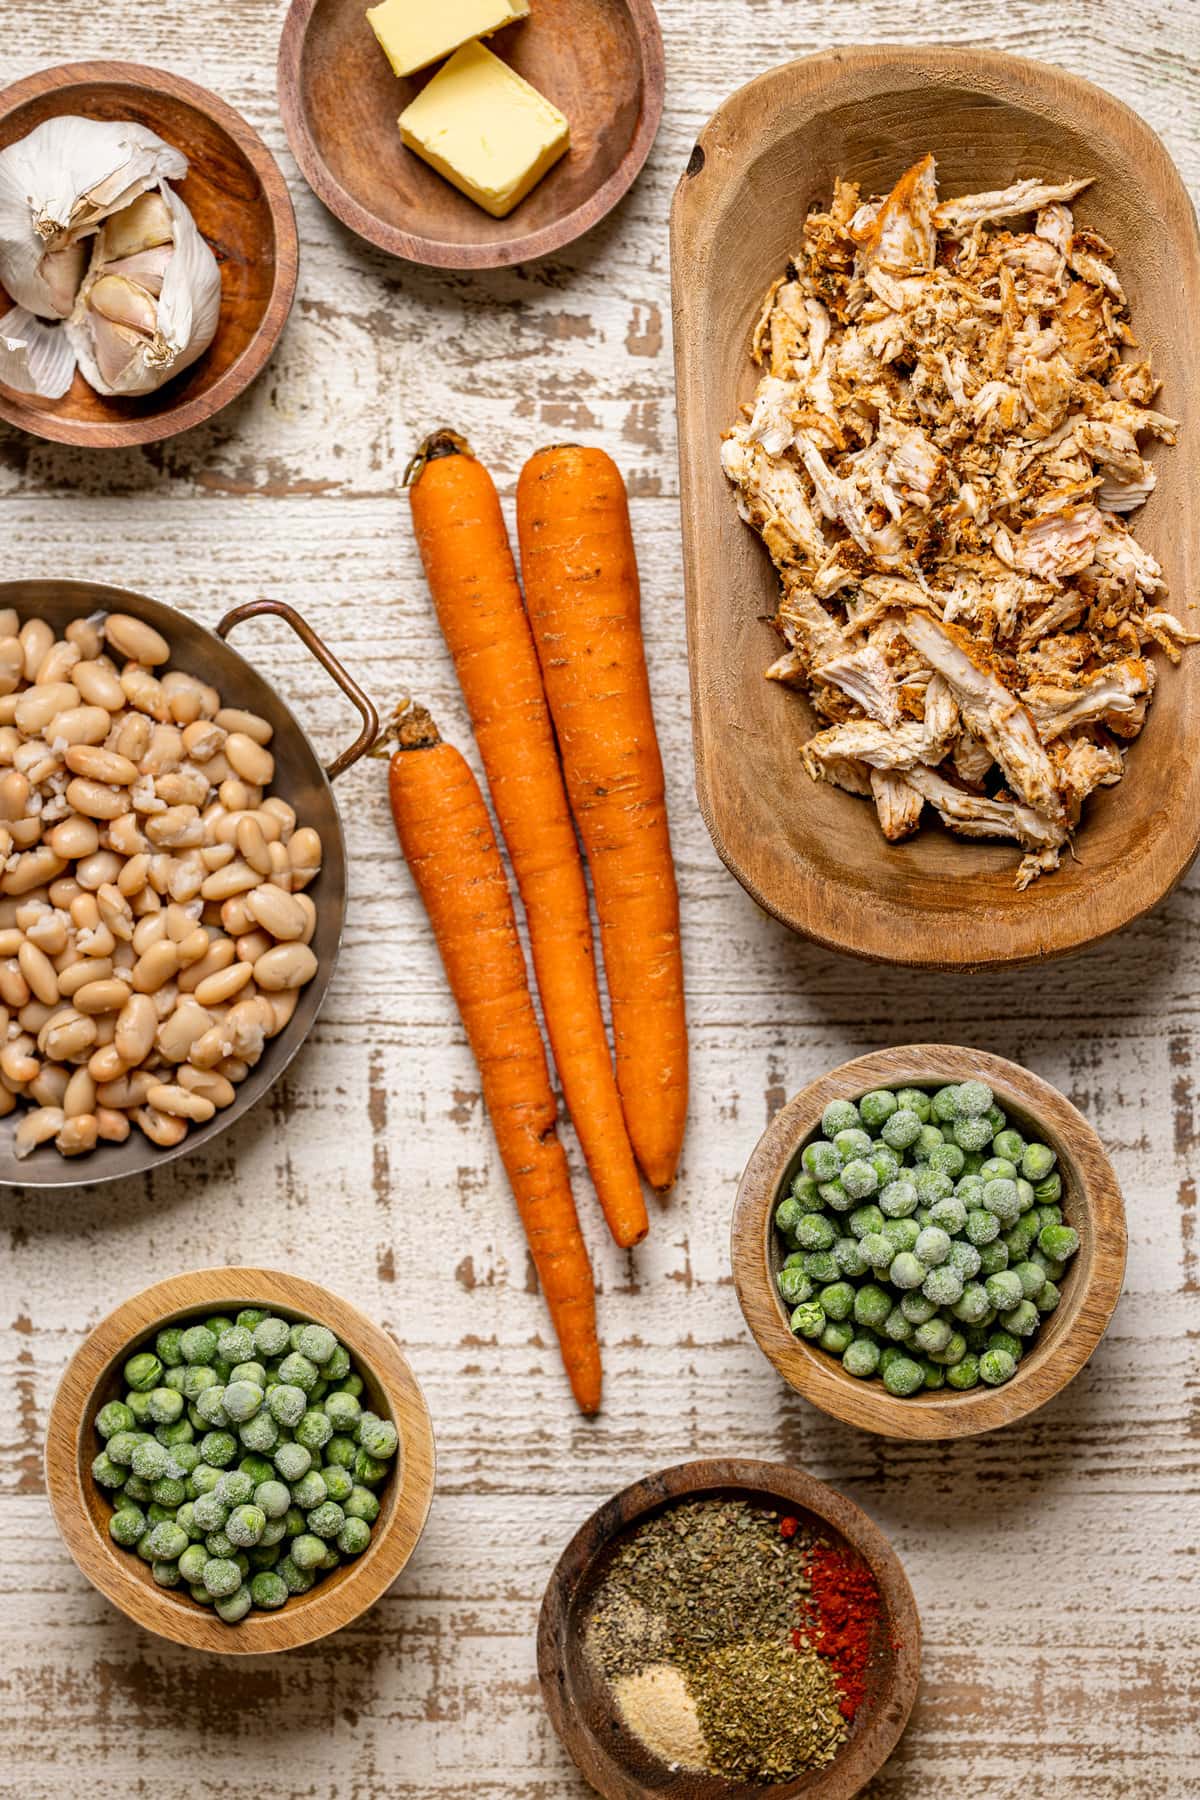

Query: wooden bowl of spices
[45,1267,436,1654]
[538,1458,920,1799]
[732,1047,1127,1442]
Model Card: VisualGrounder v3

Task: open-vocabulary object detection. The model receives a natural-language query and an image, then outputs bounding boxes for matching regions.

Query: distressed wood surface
[1,3,1198,1796]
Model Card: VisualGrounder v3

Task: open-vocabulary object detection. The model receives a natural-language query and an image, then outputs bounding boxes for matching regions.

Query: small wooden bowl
[732,1047,1127,1441]
[277,0,664,268]
[538,1458,921,1800]
[672,46,1200,968]
[0,62,298,447]
[45,1268,436,1654]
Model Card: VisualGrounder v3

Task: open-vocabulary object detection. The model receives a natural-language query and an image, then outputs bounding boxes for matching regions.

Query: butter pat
[399,41,570,219]
[366,0,530,79]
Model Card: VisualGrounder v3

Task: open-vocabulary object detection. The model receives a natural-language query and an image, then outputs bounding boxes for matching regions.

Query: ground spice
[688,1638,847,1781]
[797,1541,883,1721]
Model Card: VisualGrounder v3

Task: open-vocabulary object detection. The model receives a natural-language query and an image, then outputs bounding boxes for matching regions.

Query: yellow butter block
[365,0,529,80]
[399,40,570,219]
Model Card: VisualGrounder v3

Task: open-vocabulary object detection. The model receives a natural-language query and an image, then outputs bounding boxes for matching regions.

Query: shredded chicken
[721,154,1193,883]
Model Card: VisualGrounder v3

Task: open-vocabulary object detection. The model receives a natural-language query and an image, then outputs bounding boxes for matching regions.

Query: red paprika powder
[793,1542,882,1721]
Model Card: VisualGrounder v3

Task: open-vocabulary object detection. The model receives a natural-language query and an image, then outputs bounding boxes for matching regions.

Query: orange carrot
[516,445,687,1191]
[407,432,648,1250]
[386,703,601,1414]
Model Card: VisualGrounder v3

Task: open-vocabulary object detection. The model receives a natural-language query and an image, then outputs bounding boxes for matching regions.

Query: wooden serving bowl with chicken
[672,47,1200,969]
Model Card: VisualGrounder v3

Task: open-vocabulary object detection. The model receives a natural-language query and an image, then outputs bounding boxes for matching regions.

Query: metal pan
[0,579,378,1189]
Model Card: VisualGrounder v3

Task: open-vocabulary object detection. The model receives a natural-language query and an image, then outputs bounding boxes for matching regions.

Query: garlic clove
[40,238,88,316]
[100,245,173,298]
[86,313,144,387]
[87,273,159,337]
[100,190,174,261]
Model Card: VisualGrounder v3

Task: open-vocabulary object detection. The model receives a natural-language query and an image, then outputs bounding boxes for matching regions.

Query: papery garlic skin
[0,116,187,319]
[67,184,221,398]
[0,305,76,398]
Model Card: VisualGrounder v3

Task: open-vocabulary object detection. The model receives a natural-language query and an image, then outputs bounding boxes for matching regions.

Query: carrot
[515,445,687,1191]
[385,703,601,1414]
[407,433,648,1250]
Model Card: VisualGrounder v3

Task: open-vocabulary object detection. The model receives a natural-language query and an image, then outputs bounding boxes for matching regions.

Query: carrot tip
[371,698,441,756]
[403,429,473,488]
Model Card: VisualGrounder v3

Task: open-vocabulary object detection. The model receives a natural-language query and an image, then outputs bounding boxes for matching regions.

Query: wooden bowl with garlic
[0,61,298,447]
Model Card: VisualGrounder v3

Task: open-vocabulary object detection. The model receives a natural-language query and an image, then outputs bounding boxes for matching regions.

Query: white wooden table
[2,4,1198,1794]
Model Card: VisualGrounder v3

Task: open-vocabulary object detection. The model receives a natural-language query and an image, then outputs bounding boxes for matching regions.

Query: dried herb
[689,1638,847,1781]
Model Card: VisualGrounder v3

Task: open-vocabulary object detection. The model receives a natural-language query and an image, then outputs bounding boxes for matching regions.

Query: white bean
[105,614,170,666]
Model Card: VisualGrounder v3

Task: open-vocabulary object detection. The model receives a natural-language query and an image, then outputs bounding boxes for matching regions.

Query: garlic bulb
[0,305,76,398]
[67,185,221,397]
[0,116,186,319]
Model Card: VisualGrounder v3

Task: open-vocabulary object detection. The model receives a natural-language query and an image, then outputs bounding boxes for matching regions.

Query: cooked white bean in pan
[0,611,325,1161]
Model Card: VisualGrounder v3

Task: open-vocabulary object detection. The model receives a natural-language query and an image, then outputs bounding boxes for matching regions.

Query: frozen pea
[146,1388,184,1426]
[354,1449,391,1487]
[179,1543,208,1584]
[1035,1280,1061,1313]
[235,1309,266,1333]
[881,1109,923,1151]
[914,1226,951,1267]
[965,1208,1000,1246]
[978,1239,1010,1276]
[145,1521,188,1561]
[979,1348,1016,1386]
[292,1470,328,1510]
[1013,1260,1046,1300]
[226,1505,266,1548]
[253,1316,291,1358]
[1035,1172,1062,1205]
[1021,1142,1057,1180]
[802,1140,842,1182]
[992,1128,1026,1163]
[153,1328,184,1368]
[176,1502,200,1540]
[343,1486,380,1525]
[180,1365,219,1401]
[106,1431,143,1468]
[853,1283,892,1328]
[323,1465,354,1505]
[194,1386,229,1428]
[200,1431,237,1468]
[125,1392,153,1422]
[952,1281,992,1325]
[202,1557,242,1598]
[274,1442,312,1483]
[915,1168,953,1207]
[832,1127,872,1162]
[820,1320,855,1355]
[912,1125,946,1162]
[833,1237,869,1278]
[802,1250,840,1282]
[882,1356,924,1396]
[217,1327,255,1365]
[205,1530,236,1560]
[987,1329,1022,1361]
[983,1179,1022,1224]
[249,1541,282,1569]
[955,1172,986,1204]
[337,1517,371,1556]
[818,1281,855,1322]
[1039,1223,1079,1261]
[248,1571,288,1611]
[179,1326,217,1366]
[882,1307,913,1343]
[97,1401,136,1439]
[999,1300,1040,1337]
[842,1337,881,1379]
[222,1380,263,1424]
[879,1180,918,1219]
[253,1479,292,1520]
[858,1089,898,1129]
[240,1453,275,1484]
[789,1301,826,1340]
[130,1439,170,1481]
[890,1087,929,1120]
[109,1507,146,1546]
[929,1196,967,1236]
[214,1586,253,1623]
[913,1317,952,1356]
[189,1464,221,1496]
[794,1213,836,1251]
[267,1383,307,1428]
[954,1079,993,1118]
[985,1271,1024,1312]
[307,1501,345,1539]
[239,1411,279,1455]
[152,1560,182,1588]
[946,1353,981,1390]
[922,1265,963,1307]
[920,1358,945,1390]
[840,1158,878,1201]
[192,1491,229,1533]
[259,1516,289,1548]
[790,1173,821,1207]
[927,1141,965,1179]
[290,1533,327,1570]
[124,1352,162,1392]
[858,1232,893,1269]
[189,1584,215,1605]
[777,1266,814,1306]
[821,1098,861,1138]
[882,1217,920,1253]
[849,1204,885,1240]
[931,1085,961,1122]
[952,1115,993,1154]
[870,1145,901,1183]
[151,1476,186,1509]
[296,1325,337,1366]
[888,1252,925,1291]
[156,1420,194,1449]
[928,1330,967,1366]
[980,1157,1018,1183]
[1015,1178,1036,1212]
[1005,1217,1040,1261]
[775,1196,805,1235]
[277,1556,314,1595]
[277,1352,319,1394]
[817,1180,851,1213]
[900,1291,937,1324]
[229,1361,267,1388]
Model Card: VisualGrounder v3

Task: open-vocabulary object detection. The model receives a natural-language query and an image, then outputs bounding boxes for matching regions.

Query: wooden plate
[732,1047,1127,1441]
[0,62,298,447]
[538,1458,921,1800]
[45,1268,437,1654]
[671,47,1200,969]
[277,0,664,267]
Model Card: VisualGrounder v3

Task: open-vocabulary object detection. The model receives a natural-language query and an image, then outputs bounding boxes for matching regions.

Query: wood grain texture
[2,3,1200,1797]
[0,62,298,446]
[732,1047,1127,1440]
[538,1459,921,1800]
[277,0,665,267]
[672,47,1200,971]
[44,1265,436,1653]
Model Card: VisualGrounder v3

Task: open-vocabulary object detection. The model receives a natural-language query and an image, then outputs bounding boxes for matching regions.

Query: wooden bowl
[538,1458,921,1800]
[671,46,1200,970]
[732,1047,1126,1441]
[0,62,298,447]
[45,1268,436,1654]
[277,0,665,268]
